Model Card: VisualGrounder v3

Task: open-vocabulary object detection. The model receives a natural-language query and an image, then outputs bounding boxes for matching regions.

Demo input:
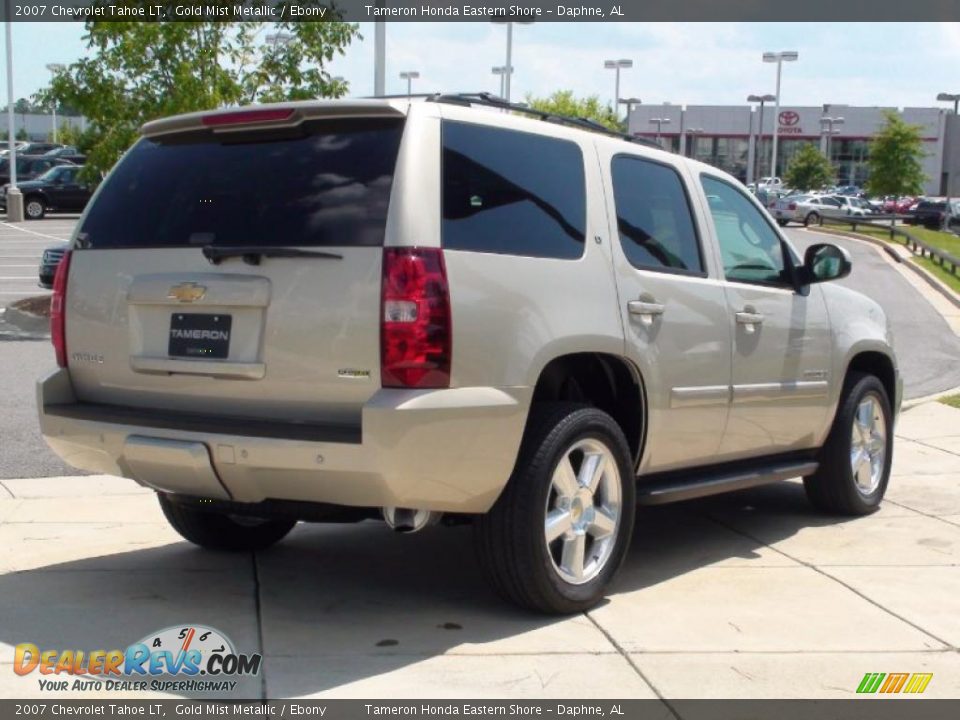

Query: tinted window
[79,118,404,249]
[701,175,787,286]
[442,121,585,259]
[611,156,702,273]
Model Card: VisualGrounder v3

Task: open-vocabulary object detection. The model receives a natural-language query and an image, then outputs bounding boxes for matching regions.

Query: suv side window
[442,121,585,259]
[611,155,703,274]
[701,175,788,286]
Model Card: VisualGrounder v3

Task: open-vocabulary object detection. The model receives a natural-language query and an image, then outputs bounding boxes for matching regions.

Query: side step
[636,460,818,506]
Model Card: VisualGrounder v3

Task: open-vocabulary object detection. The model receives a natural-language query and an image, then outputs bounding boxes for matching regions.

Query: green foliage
[525,90,624,132]
[36,4,359,181]
[784,143,835,191]
[15,128,28,141]
[866,111,927,197]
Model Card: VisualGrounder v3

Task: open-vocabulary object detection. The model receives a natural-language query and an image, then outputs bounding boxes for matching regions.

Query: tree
[525,90,623,132]
[865,111,927,197]
[36,6,359,180]
[784,143,835,191]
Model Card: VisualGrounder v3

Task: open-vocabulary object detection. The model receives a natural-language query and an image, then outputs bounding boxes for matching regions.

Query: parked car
[756,176,783,191]
[833,185,864,197]
[38,243,68,289]
[773,194,855,225]
[7,142,63,156]
[830,195,872,217]
[0,155,74,187]
[0,164,93,219]
[37,98,901,613]
[906,198,951,230]
[43,146,87,164]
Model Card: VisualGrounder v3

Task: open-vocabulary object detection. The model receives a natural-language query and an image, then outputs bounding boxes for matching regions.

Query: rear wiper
[202,245,343,266]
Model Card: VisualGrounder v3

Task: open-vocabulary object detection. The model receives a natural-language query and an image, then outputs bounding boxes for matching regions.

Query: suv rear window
[78,118,404,249]
[442,121,585,259]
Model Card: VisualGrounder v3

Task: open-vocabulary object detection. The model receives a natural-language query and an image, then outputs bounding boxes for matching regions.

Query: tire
[803,373,893,516]
[158,493,296,551]
[24,196,45,220]
[776,219,789,227]
[804,212,820,227]
[474,403,636,614]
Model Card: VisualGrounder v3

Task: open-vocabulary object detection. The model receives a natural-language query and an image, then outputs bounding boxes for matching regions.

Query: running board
[636,460,819,506]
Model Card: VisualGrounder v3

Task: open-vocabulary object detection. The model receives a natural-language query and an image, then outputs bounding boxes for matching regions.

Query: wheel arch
[844,350,898,413]
[530,352,646,467]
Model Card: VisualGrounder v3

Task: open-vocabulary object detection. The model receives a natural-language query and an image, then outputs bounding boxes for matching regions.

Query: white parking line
[0,222,74,241]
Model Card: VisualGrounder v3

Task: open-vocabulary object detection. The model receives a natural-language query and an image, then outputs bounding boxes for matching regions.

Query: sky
[6,22,960,110]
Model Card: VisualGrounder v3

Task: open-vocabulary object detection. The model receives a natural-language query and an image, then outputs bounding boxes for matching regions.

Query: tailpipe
[382,507,442,533]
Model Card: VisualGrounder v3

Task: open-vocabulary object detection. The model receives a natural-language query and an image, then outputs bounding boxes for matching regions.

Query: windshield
[36,166,66,182]
[78,117,404,250]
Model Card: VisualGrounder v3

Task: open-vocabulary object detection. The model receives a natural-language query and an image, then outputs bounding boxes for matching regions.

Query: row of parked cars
[0,143,93,220]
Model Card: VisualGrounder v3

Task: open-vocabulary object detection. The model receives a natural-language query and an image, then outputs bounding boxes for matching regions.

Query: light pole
[650,117,670,147]
[686,128,704,158]
[603,59,632,119]
[762,50,799,180]
[492,21,533,103]
[747,93,775,185]
[4,1,22,221]
[399,71,419,98]
[491,66,510,98]
[374,20,385,97]
[265,31,293,49]
[820,115,844,162]
[937,92,960,114]
[619,97,641,130]
[45,63,64,144]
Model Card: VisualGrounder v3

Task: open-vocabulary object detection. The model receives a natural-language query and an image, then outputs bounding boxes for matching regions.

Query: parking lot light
[820,116,845,159]
[650,117,670,146]
[492,21,533,103]
[747,93,776,185]
[4,14,23,221]
[763,50,799,180]
[603,59,633,120]
[937,92,960,114]
[45,63,65,144]
[491,66,511,98]
[399,70,420,98]
[685,127,704,158]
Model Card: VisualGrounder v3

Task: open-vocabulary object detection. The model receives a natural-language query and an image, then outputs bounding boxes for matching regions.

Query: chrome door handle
[628,301,666,317]
[735,309,764,334]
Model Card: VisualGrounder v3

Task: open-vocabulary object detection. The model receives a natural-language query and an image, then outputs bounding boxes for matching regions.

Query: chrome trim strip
[733,380,829,403]
[670,385,731,408]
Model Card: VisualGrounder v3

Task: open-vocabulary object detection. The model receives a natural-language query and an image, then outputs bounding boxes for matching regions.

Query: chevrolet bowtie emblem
[167,282,207,303]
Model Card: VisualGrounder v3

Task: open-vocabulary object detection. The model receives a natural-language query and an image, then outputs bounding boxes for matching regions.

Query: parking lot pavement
[0,218,76,303]
[1,401,958,700]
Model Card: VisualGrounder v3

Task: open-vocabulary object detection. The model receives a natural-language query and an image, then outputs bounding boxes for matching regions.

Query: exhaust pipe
[382,507,441,533]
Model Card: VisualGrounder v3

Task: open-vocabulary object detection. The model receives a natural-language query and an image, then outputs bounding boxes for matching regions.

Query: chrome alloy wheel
[850,392,887,495]
[25,200,44,219]
[544,438,622,585]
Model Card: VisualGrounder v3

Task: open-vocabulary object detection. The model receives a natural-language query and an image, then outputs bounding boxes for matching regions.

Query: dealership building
[627,104,960,196]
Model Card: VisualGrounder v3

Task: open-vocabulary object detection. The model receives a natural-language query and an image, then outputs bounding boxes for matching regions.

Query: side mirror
[802,242,852,284]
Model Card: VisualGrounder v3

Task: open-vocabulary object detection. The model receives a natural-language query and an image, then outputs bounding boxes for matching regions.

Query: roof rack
[424,92,663,150]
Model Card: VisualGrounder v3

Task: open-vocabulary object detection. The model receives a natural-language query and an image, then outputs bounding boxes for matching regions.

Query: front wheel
[474,404,635,614]
[804,373,893,515]
[804,212,821,227]
[158,494,296,551]
[24,196,45,220]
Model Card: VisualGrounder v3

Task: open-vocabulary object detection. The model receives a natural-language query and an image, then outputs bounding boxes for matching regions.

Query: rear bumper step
[636,460,818,506]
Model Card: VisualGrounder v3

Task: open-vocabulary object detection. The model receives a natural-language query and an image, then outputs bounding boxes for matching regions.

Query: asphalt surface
[0,220,958,479]
[786,227,960,399]
[0,218,74,303]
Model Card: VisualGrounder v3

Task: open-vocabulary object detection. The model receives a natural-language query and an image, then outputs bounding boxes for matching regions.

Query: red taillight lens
[380,247,451,389]
[788,203,797,210]
[50,250,72,368]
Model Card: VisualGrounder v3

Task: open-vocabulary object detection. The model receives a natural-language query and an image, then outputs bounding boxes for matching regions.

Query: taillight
[788,203,797,211]
[50,250,72,368]
[380,247,451,389]
[201,108,294,127]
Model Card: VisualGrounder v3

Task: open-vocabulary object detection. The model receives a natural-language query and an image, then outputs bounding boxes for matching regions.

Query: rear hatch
[63,105,406,428]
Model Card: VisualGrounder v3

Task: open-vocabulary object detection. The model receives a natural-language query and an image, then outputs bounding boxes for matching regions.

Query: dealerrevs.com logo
[13,625,261,693]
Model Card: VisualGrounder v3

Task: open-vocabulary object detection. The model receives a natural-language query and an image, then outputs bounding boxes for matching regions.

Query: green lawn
[939,393,960,410]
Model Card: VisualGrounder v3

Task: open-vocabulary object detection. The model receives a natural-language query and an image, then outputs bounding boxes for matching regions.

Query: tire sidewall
[25,198,45,220]
[521,409,636,609]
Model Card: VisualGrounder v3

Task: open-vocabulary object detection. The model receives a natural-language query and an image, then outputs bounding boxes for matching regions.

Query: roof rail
[424,92,664,150]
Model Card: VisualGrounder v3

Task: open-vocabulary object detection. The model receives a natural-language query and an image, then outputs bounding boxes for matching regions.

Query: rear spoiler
[140,100,407,138]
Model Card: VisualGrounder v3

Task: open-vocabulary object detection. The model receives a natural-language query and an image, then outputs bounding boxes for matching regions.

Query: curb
[903,384,960,410]
[805,226,960,310]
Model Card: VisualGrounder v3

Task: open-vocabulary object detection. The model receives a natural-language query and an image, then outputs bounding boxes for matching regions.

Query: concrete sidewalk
[1,402,958,700]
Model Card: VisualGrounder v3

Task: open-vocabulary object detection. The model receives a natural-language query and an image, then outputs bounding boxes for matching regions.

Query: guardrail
[815,215,960,279]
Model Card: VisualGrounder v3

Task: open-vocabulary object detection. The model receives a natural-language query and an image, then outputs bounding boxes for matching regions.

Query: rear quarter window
[442,121,586,259]
[77,117,404,249]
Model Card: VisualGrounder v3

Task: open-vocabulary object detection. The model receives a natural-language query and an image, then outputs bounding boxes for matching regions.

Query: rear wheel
[474,404,635,614]
[158,494,296,551]
[776,219,789,227]
[24,196,45,220]
[804,373,893,515]
[804,211,821,227]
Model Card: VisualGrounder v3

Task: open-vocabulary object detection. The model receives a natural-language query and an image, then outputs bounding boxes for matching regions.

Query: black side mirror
[802,242,852,284]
